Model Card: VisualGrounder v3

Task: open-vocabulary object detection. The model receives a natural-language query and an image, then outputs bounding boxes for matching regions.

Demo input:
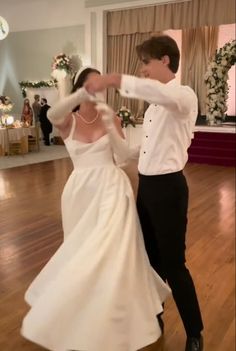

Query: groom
[85,35,204,351]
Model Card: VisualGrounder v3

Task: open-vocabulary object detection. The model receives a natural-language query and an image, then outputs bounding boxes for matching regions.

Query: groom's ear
[161,55,170,66]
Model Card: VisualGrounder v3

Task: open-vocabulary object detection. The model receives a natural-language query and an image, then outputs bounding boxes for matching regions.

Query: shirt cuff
[119,75,137,98]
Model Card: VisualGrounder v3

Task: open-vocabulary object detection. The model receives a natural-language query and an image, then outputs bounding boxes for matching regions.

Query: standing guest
[85,35,204,351]
[21,98,33,126]
[39,98,52,145]
[21,67,170,351]
[32,94,41,124]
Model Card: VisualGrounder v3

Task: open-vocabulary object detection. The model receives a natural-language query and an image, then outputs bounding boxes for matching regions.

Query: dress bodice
[64,116,114,170]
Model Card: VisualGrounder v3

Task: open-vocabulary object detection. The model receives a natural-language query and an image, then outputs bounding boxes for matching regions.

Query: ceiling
[0,0,86,32]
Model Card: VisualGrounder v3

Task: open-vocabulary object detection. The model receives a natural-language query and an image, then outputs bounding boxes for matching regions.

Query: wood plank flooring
[0,158,235,351]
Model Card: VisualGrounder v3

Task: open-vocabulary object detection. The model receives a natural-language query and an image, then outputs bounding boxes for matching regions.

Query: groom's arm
[85,73,196,117]
[85,73,122,93]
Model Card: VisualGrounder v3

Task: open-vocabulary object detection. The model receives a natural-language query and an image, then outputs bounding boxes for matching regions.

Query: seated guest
[39,98,52,145]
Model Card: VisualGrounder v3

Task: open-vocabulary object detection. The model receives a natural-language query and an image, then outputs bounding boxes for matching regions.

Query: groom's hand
[85,73,121,94]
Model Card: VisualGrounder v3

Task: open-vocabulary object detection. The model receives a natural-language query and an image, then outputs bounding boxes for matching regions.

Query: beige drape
[181,26,219,114]
[107,0,235,35]
[106,0,234,116]
[107,33,151,117]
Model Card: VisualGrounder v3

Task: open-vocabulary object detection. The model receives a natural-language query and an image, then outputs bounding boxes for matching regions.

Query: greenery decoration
[204,40,236,124]
[19,80,56,98]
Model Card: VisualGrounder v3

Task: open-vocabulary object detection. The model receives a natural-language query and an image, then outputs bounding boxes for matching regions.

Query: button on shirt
[119,75,198,175]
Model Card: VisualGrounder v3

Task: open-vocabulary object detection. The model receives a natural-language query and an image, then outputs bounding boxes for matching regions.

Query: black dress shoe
[157,314,164,334]
[185,335,203,351]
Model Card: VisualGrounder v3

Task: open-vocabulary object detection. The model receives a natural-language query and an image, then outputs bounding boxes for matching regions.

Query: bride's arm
[96,103,138,164]
[47,88,95,127]
[47,87,96,139]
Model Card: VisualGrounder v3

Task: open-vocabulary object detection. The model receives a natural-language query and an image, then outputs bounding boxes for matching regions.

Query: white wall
[0,25,85,113]
[0,0,87,32]
[0,0,190,72]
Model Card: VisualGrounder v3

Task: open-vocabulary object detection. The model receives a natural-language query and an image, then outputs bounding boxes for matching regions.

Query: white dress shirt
[120,75,198,175]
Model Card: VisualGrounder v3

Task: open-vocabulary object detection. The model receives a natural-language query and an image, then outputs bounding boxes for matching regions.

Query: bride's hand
[95,103,115,130]
[77,87,97,103]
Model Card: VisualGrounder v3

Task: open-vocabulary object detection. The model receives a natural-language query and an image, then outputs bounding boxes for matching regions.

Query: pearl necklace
[76,111,99,125]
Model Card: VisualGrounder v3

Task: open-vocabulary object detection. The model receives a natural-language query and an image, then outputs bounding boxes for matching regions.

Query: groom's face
[139,56,170,83]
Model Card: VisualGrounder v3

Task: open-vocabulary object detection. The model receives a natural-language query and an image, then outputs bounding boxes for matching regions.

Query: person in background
[39,98,52,145]
[21,98,33,126]
[85,35,204,351]
[32,94,41,125]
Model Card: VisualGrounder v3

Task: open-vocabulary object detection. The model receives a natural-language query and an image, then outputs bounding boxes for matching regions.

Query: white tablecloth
[7,127,32,140]
[0,128,8,154]
[0,127,35,155]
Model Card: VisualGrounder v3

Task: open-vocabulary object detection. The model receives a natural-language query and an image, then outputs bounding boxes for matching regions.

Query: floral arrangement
[0,95,13,113]
[19,80,56,98]
[13,119,22,128]
[117,106,135,128]
[204,39,236,124]
[51,53,74,97]
[52,53,73,75]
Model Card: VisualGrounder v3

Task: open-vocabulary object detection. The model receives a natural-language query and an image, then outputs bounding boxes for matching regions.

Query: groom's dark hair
[136,35,180,73]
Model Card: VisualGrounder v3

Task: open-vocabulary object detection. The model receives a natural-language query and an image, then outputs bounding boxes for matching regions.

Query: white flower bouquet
[0,96,13,113]
[51,53,73,98]
[117,106,135,128]
[52,53,73,75]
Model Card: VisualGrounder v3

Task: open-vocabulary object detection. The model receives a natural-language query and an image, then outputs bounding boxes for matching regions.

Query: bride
[21,67,171,351]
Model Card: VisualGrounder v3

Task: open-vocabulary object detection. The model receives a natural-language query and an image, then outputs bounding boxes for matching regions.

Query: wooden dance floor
[0,158,235,351]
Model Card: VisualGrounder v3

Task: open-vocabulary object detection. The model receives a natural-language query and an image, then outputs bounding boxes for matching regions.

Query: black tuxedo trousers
[137,171,203,337]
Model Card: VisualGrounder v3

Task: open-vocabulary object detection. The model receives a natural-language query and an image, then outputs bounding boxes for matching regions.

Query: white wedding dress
[21,116,171,351]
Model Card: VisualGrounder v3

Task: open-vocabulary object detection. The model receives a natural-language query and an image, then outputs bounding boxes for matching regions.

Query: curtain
[107,0,235,35]
[181,26,219,114]
[106,0,233,116]
[107,32,151,117]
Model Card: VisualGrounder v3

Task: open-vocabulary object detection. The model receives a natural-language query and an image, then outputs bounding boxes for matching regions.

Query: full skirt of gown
[21,134,171,351]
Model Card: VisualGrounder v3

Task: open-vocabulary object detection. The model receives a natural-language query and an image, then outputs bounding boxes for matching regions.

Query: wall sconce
[0,16,9,40]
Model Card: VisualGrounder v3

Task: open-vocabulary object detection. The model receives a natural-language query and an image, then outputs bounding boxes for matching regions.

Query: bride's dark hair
[71,67,100,112]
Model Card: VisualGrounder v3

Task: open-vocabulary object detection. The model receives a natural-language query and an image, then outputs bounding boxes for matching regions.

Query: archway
[205,39,236,124]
